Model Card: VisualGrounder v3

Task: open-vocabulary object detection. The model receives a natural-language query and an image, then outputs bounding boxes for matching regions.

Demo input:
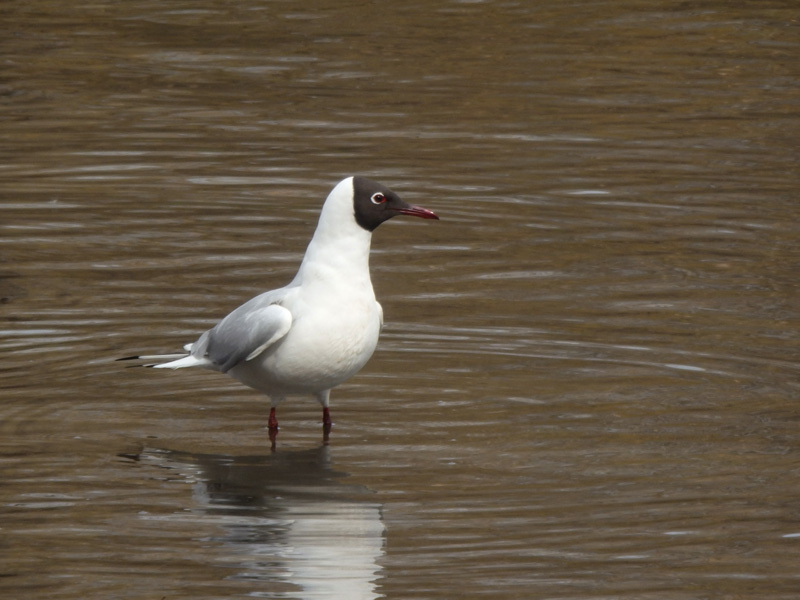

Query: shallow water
[2,1,799,598]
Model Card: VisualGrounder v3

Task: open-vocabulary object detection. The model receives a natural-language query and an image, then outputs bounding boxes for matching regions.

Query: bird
[119,176,438,448]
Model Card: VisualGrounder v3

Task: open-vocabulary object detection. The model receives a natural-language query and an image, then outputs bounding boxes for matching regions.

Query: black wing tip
[116,355,142,362]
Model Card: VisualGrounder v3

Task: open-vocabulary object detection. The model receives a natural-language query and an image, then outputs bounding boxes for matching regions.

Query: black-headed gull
[120,176,438,447]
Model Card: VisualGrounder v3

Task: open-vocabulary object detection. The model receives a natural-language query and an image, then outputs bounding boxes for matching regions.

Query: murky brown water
[3,1,799,598]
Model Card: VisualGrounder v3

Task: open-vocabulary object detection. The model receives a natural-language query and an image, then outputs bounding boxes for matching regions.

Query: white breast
[229,287,382,396]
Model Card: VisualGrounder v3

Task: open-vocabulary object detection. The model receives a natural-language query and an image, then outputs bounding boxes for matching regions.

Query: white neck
[294,177,374,288]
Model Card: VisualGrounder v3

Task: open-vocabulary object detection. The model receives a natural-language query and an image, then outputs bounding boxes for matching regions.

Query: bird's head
[351,176,439,232]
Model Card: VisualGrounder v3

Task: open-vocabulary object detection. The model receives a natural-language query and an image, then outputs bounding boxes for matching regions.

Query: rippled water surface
[2,1,799,598]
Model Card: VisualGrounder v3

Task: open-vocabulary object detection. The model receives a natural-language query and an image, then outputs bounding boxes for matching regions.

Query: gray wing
[190,289,293,373]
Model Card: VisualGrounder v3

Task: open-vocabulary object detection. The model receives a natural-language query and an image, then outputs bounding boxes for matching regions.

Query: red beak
[394,204,439,220]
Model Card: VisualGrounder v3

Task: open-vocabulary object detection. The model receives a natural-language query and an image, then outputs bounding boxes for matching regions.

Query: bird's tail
[116,352,207,369]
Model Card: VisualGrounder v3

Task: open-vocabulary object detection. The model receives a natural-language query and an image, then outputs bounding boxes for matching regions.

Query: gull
[120,176,438,447]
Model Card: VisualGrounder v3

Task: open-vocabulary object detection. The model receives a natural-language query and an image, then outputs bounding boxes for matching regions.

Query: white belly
[229,295,382,397]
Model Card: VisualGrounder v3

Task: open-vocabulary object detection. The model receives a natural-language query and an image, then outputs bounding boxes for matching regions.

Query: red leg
[322,406,332,443]
[268,407,279,451]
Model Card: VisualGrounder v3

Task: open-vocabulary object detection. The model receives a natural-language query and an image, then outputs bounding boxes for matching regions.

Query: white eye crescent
[371,193,387,204]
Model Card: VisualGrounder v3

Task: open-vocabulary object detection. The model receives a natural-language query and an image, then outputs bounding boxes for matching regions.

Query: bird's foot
[268,427,278,452]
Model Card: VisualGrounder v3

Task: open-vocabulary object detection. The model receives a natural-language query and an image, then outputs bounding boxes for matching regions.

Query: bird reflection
[134,445,385,600]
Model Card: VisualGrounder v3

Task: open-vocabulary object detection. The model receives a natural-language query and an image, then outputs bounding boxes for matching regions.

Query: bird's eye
[371,193,387,205]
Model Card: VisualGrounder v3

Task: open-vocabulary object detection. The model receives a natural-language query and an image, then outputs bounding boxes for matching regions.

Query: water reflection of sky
[139,446,385,600]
